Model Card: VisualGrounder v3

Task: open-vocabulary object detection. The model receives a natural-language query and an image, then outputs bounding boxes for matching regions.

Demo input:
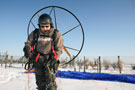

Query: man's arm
[23,32,34,58]
[54,32,64,59]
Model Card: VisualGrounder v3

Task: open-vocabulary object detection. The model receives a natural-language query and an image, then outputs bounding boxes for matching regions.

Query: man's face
[39,24,51,32]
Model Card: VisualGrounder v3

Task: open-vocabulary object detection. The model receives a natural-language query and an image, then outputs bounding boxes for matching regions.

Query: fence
[0,51,26,68]
[60,56,135,74]
[0,51,135,74]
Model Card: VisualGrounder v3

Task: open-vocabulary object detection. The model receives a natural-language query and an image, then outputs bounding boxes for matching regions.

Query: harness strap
[35,53,40,62]
[30,45,34,56]
[31,29,58,63]
[52,46,57,60]
[51,29,58,60]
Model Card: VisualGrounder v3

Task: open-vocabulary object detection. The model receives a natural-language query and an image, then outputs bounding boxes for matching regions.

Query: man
[23,13,64,90]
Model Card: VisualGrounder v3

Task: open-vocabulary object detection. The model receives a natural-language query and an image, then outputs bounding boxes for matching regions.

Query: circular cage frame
[27,6,85,65]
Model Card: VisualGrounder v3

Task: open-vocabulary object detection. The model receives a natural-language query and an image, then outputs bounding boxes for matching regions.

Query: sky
[0,0,135,59]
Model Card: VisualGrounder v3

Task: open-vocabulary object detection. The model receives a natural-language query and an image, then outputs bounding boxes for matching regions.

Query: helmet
[38,13,53,25]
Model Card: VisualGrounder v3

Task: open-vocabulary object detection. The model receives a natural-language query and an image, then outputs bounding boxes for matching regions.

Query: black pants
[34,56,57,90]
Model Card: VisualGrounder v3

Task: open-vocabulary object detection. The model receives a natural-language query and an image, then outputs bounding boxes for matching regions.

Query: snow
[0,64,135,90]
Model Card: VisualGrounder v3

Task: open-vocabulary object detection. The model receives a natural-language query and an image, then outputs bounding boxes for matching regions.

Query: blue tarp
[25,68,135,84]
[56,70,135,84]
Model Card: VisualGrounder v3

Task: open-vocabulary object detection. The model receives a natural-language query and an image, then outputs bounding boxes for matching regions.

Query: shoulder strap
[51,29,58,46]
[51,29,59,59]
[32,29,39,48]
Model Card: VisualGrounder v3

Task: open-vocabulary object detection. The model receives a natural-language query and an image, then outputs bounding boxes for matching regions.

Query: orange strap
[35,53,40,62]
[29,45,40,62]
[52,46,58,60]
[31,46,57,62]
[30,45,34,56]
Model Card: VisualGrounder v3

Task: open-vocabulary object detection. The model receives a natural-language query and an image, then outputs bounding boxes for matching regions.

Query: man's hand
[23,46,30,58]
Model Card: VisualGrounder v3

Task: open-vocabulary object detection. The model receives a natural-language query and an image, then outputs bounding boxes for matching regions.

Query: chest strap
[32,29,58,62]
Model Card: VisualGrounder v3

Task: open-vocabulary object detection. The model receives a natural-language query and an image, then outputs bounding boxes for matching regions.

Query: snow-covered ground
[0,64,135,90]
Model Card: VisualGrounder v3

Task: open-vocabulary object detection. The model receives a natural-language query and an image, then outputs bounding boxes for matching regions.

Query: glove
[23,46,30,58]
[49,59,60,73]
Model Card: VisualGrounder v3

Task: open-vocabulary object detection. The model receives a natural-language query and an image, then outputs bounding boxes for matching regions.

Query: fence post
[97,58,99,73]
[69,56,72,68]
[73,57,76,71]
[79,59,82,72]
[83,56,86,72]
[5,51,8,69]
[22,56,24,67]
[118,56,122,74]
[65,57,68,68]
[98,56,101,73]
[9,56,13,67]
[0,53,2,67]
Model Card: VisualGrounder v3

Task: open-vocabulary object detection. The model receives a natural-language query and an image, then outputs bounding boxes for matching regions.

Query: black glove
[23,46,30,58]
[48,59,60,73]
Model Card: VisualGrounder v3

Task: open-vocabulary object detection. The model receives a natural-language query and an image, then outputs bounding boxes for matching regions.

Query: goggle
[40,25,50,28]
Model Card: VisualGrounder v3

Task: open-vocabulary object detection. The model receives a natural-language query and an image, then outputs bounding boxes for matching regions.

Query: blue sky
[0,0,135,58]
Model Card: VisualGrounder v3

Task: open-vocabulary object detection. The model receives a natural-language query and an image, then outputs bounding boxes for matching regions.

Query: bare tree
[89,59,98,70]
[102,60,110,70]
[111,62,117,70]
[9,56,13,67]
